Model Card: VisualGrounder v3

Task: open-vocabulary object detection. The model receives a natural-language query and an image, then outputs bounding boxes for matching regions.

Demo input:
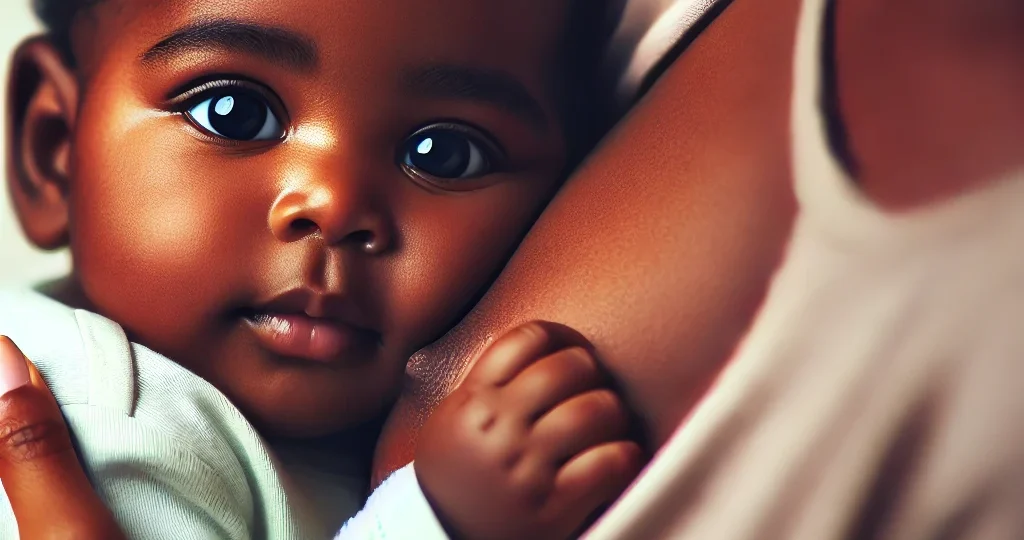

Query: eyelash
[410,122,505,158]
[164,78,509,183]
[166,77,288,122]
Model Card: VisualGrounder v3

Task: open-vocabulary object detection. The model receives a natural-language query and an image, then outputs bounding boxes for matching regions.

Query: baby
[1,0,639,538]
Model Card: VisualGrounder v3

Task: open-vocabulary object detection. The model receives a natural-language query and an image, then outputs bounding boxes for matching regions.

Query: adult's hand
[0,336,124,539]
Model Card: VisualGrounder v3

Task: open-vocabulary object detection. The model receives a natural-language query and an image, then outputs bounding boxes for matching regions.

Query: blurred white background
[0,2,71,287]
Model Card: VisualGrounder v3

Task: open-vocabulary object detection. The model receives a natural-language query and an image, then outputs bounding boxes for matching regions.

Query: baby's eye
[400,124,499,182]
[185,89,283,141]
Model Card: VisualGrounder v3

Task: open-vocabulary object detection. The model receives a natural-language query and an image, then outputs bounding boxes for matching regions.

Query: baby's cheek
[68,155,246,345]
[391,201,536,348]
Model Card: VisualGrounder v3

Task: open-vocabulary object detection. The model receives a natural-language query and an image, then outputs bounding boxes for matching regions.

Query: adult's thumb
[0,336,124,539]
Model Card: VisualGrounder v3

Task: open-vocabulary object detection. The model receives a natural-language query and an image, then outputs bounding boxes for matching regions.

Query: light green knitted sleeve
[62,405,256,540]
[0,289,316,539]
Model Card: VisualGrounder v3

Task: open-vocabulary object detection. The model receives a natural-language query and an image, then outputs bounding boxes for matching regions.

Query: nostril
[290,218,318,236]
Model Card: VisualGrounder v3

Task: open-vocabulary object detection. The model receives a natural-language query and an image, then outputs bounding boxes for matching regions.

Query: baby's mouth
[239,289,380,365]
[242,312,365,363]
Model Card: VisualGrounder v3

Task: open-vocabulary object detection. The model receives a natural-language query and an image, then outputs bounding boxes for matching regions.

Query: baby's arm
[339,322,644,540]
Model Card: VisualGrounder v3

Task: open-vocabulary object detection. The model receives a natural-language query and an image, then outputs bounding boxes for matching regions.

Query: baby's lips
[246,313,372,363]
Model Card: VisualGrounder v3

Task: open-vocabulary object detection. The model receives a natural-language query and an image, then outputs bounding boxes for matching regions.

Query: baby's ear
[6,37,79,250]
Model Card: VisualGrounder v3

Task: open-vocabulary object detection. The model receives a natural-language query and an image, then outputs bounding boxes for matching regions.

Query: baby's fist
[416,322,643,540]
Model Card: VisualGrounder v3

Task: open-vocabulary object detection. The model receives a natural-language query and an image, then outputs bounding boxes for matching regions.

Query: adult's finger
[0,336,125,540]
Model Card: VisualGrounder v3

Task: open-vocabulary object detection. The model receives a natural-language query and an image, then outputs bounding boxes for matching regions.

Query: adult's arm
[374,0,802,484]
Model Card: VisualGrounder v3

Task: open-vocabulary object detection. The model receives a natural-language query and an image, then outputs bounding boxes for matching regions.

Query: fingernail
[0,337,31,396]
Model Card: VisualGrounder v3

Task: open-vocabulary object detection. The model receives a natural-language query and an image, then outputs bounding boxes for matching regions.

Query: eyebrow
[401,65,550,133]
[141,19,318,71]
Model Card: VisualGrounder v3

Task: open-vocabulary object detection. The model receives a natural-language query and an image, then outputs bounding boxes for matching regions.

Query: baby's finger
[465,321,587,388]
[503,347,605,421]
[550,440,644,531]
[531,389,630,464]
[0,337,126,540]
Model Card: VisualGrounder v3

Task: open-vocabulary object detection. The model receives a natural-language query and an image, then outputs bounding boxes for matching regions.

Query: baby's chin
[211,366,400,439]
[161,329,405,438]
[239,392,388,438]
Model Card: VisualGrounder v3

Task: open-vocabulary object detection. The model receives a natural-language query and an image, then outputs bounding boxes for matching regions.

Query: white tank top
[585,0,1024,537]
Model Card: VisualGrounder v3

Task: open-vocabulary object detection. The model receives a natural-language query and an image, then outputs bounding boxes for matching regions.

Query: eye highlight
[171,79,285,142]
[399,123,502,187]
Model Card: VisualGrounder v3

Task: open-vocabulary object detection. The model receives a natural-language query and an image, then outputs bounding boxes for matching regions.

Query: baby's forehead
[81,0,579,80]
[97,0,575,45]
[68,0,589,139]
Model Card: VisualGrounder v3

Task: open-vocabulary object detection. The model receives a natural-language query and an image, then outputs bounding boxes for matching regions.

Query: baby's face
[62,0,571,436]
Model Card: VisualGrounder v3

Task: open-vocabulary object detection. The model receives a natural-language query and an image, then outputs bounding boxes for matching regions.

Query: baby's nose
[267,184,391,254]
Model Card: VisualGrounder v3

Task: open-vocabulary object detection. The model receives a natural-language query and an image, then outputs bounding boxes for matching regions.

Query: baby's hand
[416,322,644,540]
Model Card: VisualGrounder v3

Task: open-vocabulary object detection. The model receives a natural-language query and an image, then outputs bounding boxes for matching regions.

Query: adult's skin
[374,0,801,484]
[0,0,802,535]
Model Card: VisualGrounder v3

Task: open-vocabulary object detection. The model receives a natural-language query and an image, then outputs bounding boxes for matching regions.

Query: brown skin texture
[375,0,804,484]
[2,0,803,535]
[8,0,642,536]
[416,322,642,540]
[3,0,1023,537]
[375,0,1024,485]
[9,0,575,439]
[835,0,1024,209]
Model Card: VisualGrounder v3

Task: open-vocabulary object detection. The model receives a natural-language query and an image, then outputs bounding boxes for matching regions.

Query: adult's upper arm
[374,0,803,483]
